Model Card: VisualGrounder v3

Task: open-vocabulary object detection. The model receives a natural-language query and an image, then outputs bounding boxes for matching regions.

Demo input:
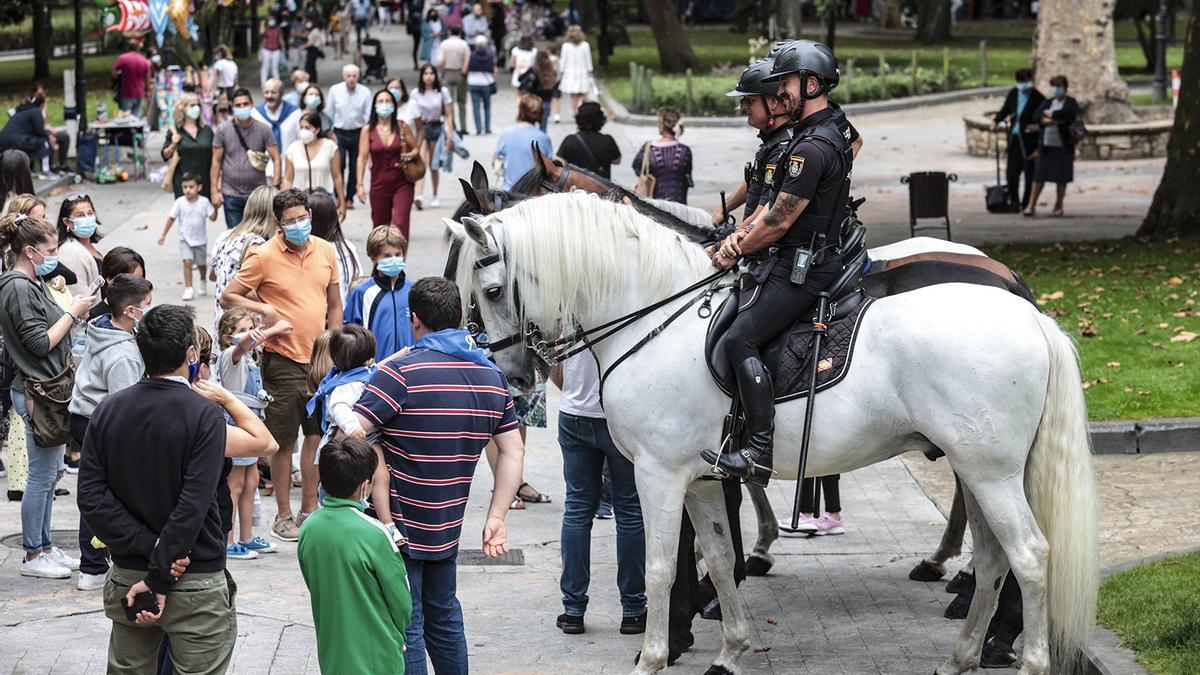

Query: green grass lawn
[983,239,1200,421]
[1098,551,1200,674]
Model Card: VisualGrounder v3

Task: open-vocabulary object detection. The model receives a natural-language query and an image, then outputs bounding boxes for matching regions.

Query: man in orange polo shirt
[220,188,343,541]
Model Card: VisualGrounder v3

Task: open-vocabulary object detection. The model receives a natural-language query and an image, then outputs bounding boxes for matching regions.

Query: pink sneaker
[778,514,819,536]
[813,513,845,536]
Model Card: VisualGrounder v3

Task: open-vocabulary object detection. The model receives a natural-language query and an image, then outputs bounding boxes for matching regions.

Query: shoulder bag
[232,121,270,172]
[569,132,600,171]
[23,360,75,448]
[399,122,427,184]
[635,142,656,197]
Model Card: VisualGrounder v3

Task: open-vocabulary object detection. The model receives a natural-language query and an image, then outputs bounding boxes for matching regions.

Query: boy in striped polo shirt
[355,276,525,675]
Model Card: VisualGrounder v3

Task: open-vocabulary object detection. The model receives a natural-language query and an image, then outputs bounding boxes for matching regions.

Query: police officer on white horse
[710,40,854,487]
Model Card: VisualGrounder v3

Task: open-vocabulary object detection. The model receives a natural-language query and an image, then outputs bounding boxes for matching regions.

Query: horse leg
[632,465,689,675]
[744,483,777,576]
[684,480,752,674]
[936,485,1010,675]
[910,474,968,582]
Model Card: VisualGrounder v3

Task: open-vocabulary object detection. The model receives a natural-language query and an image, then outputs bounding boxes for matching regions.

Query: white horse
[444,192,1098,675]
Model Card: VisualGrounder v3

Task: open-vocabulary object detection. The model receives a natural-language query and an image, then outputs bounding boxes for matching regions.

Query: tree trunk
[915,0,952,43]
[879,0,901,28]
[32,0,50,81]
[1132,13,1157,72]
[1033,0,1134,123]
[824,14,837,50]
[642,0,698,73]
[780,0,803,38]
[1138,8,1200,237]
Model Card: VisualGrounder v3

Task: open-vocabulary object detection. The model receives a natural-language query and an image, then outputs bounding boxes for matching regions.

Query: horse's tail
[1025,314,1099,671]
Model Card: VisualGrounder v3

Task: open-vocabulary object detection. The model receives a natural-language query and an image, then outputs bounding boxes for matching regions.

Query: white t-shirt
[169,195,214,247]
[510,47,538,87]
[397,99,421,128]
[212,58,239,88]
[559,350,603,418]
[217,345,251,394]
[285,138,338,194]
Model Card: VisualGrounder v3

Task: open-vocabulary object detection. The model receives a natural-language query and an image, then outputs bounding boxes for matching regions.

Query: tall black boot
[714,358,775,487]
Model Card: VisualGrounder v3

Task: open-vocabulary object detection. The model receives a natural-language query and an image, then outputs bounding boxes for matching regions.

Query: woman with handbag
[0,212,99,579]
[411,64,455,209]
[1025,75,1080,218]
[162,93,215,200]
[282,111,347,220]
[355,89,421,237]
[466,35,498,135]
[631,106,693,204]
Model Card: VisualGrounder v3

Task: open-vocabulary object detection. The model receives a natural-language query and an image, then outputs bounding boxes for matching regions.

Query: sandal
[515,482,551,504]
[260,477,274,497]
[1051,207,1064,217]
[509,498,527,510]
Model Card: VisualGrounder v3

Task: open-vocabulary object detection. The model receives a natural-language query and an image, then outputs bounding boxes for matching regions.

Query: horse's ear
[459,177,483,212]
[460,215,490,248]
[442,217,467,243]
[470,161,489,191]
[531,141,555,179]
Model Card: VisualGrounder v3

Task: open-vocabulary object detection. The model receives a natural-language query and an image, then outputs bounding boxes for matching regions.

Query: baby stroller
[360,38,387,83]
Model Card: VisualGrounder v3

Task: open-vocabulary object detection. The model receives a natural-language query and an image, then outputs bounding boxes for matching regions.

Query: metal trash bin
[900,171,958,241]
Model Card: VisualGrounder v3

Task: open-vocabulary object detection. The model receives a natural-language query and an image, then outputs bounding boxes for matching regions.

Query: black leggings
[800,475,841,513]
[1005,138,1034,208]
[722,258,838,369]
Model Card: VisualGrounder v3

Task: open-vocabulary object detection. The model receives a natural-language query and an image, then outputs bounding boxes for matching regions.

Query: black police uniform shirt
[744,124,792,221]
[761,104,857,210]
[773,106,852,247]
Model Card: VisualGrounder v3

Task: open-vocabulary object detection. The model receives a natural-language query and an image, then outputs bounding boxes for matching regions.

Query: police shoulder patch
[787,155,805,178]
[764,164,776,185]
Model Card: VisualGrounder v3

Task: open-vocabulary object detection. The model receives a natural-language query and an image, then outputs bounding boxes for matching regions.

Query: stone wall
[963,110,1174,160]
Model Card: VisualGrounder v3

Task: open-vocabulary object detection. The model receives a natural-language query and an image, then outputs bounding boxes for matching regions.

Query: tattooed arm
[715,193,810,265]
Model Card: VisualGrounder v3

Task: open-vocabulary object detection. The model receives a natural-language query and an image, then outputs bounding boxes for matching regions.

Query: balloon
[149,0,170,46]
[105,0,151,33]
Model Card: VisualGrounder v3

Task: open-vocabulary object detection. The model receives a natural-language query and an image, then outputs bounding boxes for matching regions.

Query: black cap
[726,58,779,97]
[762,40,840,93]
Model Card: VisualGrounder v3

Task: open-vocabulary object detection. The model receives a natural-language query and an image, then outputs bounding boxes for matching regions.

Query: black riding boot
[714,358,775,487]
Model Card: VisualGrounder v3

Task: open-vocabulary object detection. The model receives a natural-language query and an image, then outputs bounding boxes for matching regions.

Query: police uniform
[761,102,857,207]
[743,125,792,221]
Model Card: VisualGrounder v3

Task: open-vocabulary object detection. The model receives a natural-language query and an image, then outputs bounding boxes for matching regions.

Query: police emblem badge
[764,164,776,185]
[787,156,805,178]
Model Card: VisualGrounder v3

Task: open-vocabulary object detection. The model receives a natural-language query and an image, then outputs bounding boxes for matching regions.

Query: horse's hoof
[744,555,773,577]
[908,559,946,582]
[943,591,972,620]
[703,666,735,675]
[945,569,974,594]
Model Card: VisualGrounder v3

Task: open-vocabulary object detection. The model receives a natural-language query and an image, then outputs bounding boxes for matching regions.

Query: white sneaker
[554,113,561,123]
[182,287,195,301]
[429,195,441,208]
[46,546,80,571]
[77,571,107,591]
[198,285,207,297]
[21,554,71,579]
[778,514,820,536]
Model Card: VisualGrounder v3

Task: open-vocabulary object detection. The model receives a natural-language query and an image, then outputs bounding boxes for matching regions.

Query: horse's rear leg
[910,474,968,582]
[633,465,689,675]
[744,483,777,576]
[936,485,1009,675]
[685,480,751,673]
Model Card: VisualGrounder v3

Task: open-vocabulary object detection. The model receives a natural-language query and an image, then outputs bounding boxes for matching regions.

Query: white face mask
[299,128,317,144]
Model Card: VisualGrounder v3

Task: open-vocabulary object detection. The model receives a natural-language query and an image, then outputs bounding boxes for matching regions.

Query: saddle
[704,248,873,402]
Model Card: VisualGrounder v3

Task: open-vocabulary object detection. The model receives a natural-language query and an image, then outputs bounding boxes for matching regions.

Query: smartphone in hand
[86,275,105,297]
[123,591,160,622]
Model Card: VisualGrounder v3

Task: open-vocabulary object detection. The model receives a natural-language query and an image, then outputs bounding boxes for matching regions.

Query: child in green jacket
[298,437,412,674]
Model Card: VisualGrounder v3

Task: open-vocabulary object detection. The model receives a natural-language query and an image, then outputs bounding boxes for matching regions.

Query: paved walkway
[0,25,1174,674]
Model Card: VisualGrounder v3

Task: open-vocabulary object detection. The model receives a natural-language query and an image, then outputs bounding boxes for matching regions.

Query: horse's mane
[510,164,715,245]
[454,191,713,326]
[642,197,716,229]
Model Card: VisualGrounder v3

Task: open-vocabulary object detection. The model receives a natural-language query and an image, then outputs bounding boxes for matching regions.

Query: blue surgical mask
[187,359,202,383]
[1016,82,1032,92]
[72,216,98,239]
[388,87,404,102]
[151,54,162,65]
[1051,86,1065,98]
[130,303,152,332]
[185,105,201,119]
[29,249,58,277]
[375,103,395,118]
[283,219,312,245]
[305,95,322,109]
[376,255,406,277]
[233,106,253,121]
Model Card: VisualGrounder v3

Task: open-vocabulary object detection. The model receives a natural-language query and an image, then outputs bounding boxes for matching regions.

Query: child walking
[159,171,218,301]
[216,307,294,559]
[344,225,414,363]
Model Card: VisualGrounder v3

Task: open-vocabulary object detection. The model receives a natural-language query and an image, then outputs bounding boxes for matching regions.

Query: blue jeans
[118,97,144,117]
[559,412,646,617]
[403,555,468,675]
[468,86,492,134]
[70,413,111,574]
[11,388,65,553]
[221,194,248,230]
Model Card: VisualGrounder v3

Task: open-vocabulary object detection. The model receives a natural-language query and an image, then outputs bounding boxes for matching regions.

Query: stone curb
[1089,417,1200,454]
[34,174,76,197]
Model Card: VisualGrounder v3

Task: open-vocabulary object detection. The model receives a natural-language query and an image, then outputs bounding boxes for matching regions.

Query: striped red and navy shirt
[355,348,519,560]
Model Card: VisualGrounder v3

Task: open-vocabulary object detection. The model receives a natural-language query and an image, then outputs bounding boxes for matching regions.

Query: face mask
[185,104,201,119]
[388,87,404,102]
[233,106,253,121]
[299,128,317,144]
[1016,82,1032,92]
[28,249,58,277]
[376,255,406,277]
[1051,86,1065,98]
[187,357,202,384]
[129,304,151,332]
[296,82,309,93]
[305,95,322,109]
[151,55,162,65]
[283,219,312,245]
[72,216,98,239]
[268,18,277,26]
[375,103,395,118]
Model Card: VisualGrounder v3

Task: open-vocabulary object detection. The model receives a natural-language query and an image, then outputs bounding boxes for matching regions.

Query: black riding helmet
[762,40,840,98]
[726,58,778,97]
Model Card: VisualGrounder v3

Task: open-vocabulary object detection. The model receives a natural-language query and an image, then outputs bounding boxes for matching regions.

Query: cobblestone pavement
[0,24,1174,674]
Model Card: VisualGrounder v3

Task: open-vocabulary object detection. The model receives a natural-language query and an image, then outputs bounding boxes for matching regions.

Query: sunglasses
[63,193,91,204]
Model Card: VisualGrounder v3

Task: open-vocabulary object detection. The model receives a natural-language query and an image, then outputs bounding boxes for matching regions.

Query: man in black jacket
[78,305,236,673]
[991,68,1045,211]
[0,86,69,174]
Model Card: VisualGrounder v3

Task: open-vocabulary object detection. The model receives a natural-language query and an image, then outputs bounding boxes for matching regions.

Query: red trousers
[370,179,415,239]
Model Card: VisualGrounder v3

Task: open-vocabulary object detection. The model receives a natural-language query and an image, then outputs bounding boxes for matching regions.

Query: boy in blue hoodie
[344,225,414,363]
[68,273,152,590]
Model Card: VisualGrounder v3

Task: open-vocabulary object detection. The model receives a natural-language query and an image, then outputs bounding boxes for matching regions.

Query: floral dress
[209,230,267,326]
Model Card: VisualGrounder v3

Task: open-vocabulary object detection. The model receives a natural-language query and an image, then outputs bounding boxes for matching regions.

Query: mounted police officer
[708,40,854,487]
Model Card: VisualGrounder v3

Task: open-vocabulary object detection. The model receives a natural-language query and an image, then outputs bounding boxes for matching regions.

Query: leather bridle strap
[540,164,571,193]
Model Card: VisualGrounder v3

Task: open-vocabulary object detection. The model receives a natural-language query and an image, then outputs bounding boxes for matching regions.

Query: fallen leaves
[1170,331,1198,343]
[1106,361,1121,368]
[1167,276,1184,286]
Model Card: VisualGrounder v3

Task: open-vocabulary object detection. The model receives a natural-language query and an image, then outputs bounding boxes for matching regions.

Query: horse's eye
[484,286,502,300]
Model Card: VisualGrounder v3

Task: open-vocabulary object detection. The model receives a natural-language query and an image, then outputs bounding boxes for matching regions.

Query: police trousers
[722,255,840,370]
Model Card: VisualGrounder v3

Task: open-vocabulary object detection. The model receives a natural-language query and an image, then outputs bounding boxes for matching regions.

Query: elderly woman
[162,92,215,198]
[1025,75,1079,218]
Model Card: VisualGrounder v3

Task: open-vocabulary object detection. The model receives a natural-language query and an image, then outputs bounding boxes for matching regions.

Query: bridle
[536,162,572,194]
